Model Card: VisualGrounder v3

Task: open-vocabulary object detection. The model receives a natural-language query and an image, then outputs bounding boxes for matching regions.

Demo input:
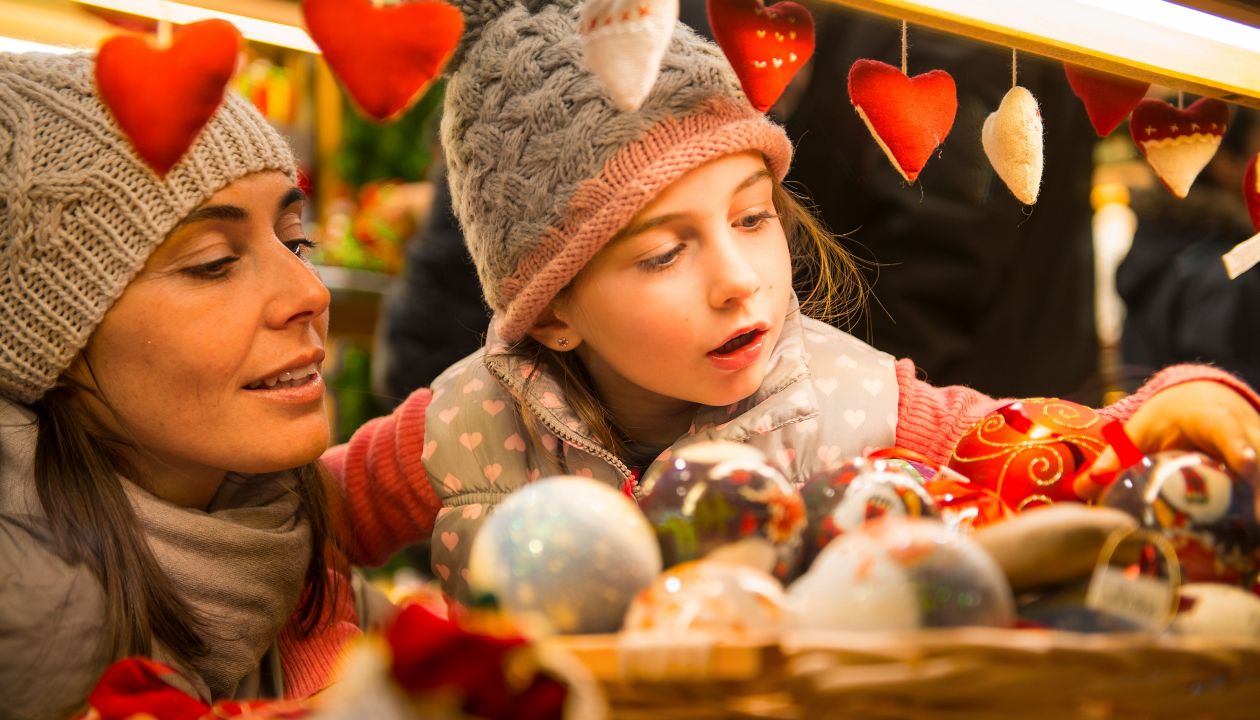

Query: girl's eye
[183,256,239,280]
[638,243,685,272]
[285,238,318,259]
[736,211,777,230]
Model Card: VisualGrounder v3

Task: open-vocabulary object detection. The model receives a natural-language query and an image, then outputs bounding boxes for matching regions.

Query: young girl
[330,0,1260,604]
[0,52,398,717]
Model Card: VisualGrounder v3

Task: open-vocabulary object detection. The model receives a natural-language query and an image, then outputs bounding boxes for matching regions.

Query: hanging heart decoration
[580,0,679,112]
[981,85,1044,205]
[707,0,815,112]
[1129,97,1229,199]
[95,19,240,177]
[848,58,957,182]
[1064,63,1150,137]
[1245,153,1260,232]
[302,0,464,122]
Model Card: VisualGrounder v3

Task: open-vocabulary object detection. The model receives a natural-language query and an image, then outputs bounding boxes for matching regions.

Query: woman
[0,51,394,719]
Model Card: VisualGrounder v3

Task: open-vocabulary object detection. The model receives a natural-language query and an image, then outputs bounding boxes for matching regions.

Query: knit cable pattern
[0,52,295,403]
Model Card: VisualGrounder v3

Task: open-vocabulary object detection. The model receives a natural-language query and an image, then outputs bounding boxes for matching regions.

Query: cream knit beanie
[442,0,793,342]
[0,52,296,404]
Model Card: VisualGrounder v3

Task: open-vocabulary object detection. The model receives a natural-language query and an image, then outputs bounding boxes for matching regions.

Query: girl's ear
[527,305,581,352]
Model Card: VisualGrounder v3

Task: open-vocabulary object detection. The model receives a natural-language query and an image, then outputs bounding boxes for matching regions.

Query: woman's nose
[267,246,331,329]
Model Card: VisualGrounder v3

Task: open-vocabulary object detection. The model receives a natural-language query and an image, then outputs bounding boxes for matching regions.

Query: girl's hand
[1076,381,1260,518]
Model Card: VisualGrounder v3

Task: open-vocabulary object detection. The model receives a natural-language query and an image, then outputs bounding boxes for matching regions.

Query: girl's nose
[707,232,761,308]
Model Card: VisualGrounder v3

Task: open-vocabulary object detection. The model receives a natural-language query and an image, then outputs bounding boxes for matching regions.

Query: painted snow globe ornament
[623,559,787,636]
[1101,450,1260,587]
[798,454,939,572]
[787,518,1015,631]
[638,441,806,581]
[947,398,1108,512]
[467,476,661,634]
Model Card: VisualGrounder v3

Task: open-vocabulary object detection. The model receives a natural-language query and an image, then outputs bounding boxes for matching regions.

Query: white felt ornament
[580,0,679,112]
[981,86,1043,205]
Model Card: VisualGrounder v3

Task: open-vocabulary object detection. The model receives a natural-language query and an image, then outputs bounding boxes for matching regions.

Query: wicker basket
[554,629,1260,719]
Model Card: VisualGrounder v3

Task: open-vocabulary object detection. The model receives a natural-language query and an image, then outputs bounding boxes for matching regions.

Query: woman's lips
[707,329,767,371]
[242,371,325,404]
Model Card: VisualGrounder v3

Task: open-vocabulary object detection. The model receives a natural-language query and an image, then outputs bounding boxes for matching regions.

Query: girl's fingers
[1074,446,1117,501]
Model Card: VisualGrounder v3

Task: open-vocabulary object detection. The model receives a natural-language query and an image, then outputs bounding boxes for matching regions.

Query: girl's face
[72,171,330,507]
[551,151,793,414]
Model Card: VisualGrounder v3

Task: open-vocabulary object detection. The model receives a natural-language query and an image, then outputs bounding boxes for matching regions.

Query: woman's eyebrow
[278,186,305,211]
[169,186,304,234]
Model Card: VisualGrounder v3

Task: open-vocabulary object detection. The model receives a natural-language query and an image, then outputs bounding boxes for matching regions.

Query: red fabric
[385,604,567,720]
[81,658,312,720]
[301,0,463,122]
[95,20,240,176]
[707,0,815,112]
[847,59,957,182]
[1063,63,1150,137]
[1244,152,1260,233]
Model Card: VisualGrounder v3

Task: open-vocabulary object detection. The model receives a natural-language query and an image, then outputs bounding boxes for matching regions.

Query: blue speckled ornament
[638,441,805,581]
[1101,450,1260,587]
[467,476,661,634]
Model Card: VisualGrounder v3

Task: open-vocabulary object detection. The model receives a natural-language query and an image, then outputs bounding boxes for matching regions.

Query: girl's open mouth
[710,328,764,357]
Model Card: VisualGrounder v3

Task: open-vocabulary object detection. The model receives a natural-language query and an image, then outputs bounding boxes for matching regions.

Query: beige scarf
[0,399,311,714]
[126,472,312,700]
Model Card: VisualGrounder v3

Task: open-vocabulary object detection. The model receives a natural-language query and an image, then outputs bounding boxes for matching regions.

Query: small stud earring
[557,337,569,348]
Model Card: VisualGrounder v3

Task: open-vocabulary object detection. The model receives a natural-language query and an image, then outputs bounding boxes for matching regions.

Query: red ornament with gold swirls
[947,399,1107,512]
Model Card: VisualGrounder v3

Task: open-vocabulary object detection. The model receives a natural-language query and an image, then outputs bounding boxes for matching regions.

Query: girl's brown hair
[28,377,342,665]
[501,179,868,462]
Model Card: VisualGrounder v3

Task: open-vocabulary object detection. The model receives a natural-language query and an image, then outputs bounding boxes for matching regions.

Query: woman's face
[550,151,794,415]
[73,171,330,507]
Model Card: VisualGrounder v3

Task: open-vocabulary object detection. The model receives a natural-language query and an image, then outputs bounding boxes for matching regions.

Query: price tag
[1084,529,1180,631]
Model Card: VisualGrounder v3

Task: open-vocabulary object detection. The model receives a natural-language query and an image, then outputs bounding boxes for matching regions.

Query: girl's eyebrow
[169,186,305,233]
[613,169,773,243]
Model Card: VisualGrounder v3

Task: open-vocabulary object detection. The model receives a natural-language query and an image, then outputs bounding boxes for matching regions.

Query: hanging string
[1177,90,1184,110]
[157,0,172,48]
[1011,48,1018,88]
[900,21,908,75]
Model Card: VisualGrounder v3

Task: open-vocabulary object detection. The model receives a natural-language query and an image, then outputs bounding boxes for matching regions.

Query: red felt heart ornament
[707,0,815,112]
[848,59,957,182]
[1245,153,1260,232]
[302,0,464,122]
[1129,97,1229,199]
[95,19,240,177]
[1063,63,1150,137]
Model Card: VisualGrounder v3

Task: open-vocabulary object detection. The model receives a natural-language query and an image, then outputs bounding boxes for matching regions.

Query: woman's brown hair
[28,377,342,664]
[500,178,868,462]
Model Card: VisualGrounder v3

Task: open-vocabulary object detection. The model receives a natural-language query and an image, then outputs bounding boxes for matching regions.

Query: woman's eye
[183,257,239,279]
[638,244,685,272]
[737,211,777,230]
[284,238,318,259]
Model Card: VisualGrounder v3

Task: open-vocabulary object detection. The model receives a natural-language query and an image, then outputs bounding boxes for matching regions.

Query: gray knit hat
[0,52,296,404]
[442,0,793,342]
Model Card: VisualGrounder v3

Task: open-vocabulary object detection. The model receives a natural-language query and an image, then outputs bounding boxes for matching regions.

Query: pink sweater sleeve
[895,360,1260,467]
[321,389,441,566]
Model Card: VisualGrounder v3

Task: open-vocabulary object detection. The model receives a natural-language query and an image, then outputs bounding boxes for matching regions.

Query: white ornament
[982,85,1044,205]
[580,0,678,112]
